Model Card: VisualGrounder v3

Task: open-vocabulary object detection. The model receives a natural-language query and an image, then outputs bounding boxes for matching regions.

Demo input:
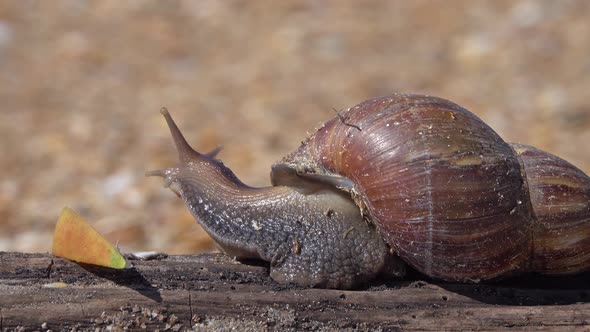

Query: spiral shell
[271,94,590,281]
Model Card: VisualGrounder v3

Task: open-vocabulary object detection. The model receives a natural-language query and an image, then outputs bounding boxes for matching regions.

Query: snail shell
[272,94,590,281]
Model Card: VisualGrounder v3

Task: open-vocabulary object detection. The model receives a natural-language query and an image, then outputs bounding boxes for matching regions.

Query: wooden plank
[1,252,589,331]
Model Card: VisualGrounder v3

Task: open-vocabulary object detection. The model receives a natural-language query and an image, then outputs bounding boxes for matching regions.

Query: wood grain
[1,252,589,331]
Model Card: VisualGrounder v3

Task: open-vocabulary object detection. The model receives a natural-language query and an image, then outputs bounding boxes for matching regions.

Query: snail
[147,94,590,289]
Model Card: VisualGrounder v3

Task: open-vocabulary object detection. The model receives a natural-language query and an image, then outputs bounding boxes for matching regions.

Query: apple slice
[52,207,129,269]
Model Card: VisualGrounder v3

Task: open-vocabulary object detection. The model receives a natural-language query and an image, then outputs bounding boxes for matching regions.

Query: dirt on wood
[1,252,590,331]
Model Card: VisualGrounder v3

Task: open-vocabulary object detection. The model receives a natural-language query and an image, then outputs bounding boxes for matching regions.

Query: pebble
[102,171,134,198]
[0,20,13,48]
[511,0,542,28]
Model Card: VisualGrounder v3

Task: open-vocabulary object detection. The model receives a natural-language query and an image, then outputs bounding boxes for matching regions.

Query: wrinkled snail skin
[147,108,405,289]
[148,94,590,289]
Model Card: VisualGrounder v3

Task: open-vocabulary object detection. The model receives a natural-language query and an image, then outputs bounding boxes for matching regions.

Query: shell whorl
[513,143,590,275]
[273,94,538,281]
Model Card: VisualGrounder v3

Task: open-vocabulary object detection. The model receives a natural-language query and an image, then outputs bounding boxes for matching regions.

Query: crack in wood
[46,259,54,279]
[188,290,193,323]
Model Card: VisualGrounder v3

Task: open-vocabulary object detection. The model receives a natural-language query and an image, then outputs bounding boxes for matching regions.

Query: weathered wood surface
[1,252,590,331]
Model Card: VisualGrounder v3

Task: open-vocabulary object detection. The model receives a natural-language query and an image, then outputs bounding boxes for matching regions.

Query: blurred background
[1,1,589,254]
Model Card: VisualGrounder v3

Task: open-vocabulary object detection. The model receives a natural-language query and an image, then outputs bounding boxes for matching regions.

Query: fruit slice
[52,207,129,269]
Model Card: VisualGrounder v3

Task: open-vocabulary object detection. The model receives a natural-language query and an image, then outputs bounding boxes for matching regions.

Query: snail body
[148,94,590,289]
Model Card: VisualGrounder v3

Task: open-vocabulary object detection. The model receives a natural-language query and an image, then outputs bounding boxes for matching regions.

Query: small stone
[102,171,134,198]
[511,0,542,27]
[455,33,494,64]
[57,31,90,57]
[0,20,13,48]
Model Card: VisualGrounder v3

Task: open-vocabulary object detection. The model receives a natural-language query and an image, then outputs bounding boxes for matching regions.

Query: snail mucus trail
[147,108,404,289]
